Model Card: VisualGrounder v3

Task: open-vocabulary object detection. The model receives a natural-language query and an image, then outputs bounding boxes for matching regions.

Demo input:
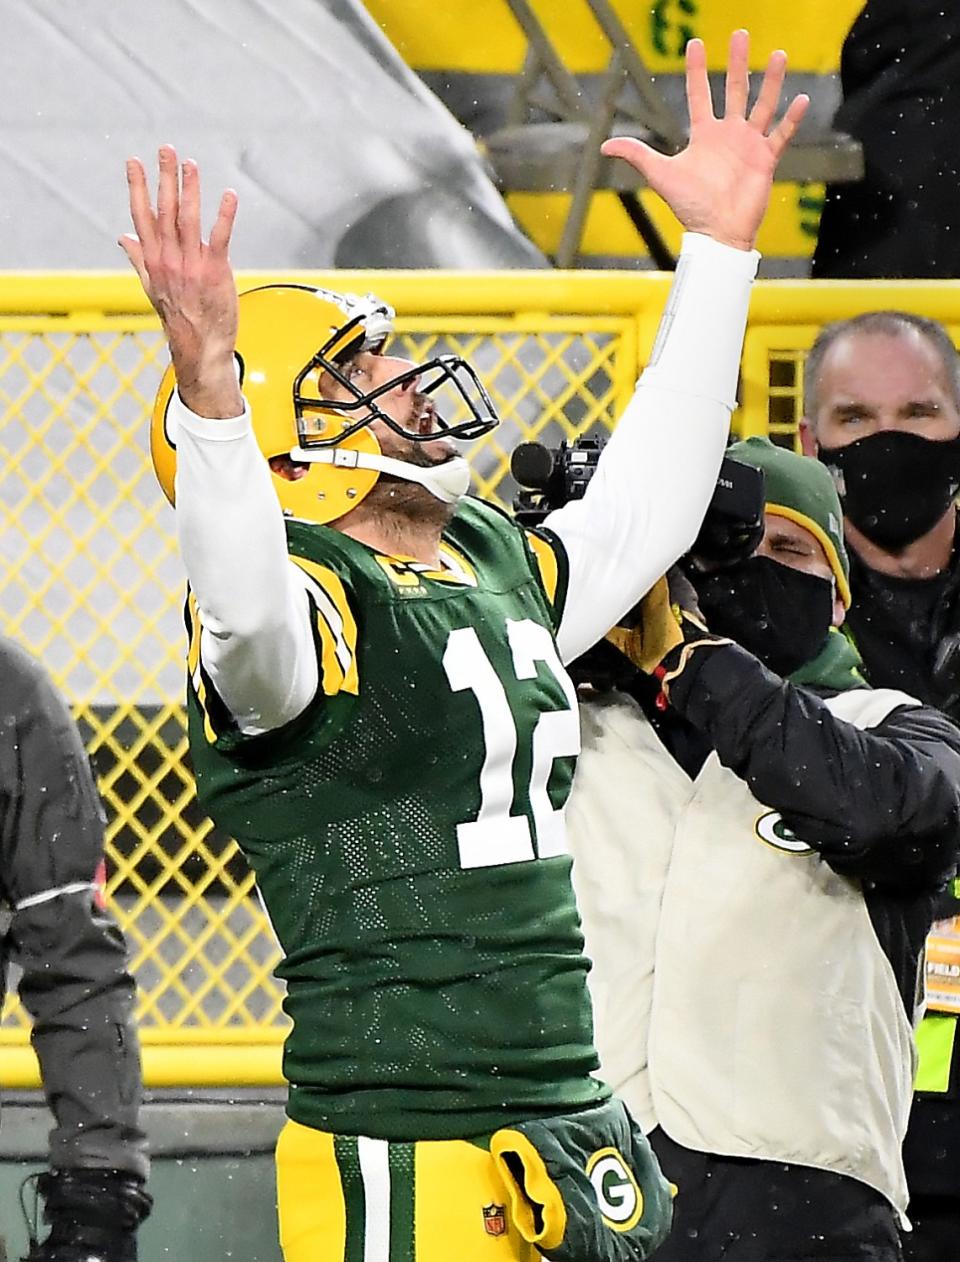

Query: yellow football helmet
[151,284,499,525]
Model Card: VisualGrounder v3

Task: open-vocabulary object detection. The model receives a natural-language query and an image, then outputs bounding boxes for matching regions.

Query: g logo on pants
[585,1147,643,1232]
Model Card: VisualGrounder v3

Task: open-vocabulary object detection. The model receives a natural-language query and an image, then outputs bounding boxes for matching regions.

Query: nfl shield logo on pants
[482,1203,507,1237]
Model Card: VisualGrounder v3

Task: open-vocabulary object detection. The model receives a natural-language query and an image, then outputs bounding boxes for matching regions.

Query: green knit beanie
[727,435,851,607]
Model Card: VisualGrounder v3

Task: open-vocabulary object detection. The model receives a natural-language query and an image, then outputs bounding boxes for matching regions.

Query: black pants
[901,1089,960,1262]
[900,1196,960,1262]
[649,1128,903,1262]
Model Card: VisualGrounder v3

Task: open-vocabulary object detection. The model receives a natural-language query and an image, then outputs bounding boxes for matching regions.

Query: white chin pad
[422,457,471,503]
[288,447,472,504]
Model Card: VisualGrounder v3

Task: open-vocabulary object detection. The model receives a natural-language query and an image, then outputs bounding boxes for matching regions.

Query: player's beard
[345,439,459,533]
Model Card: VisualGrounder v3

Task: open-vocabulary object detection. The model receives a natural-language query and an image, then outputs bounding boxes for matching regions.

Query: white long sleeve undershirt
[175,232,758,734]
[544,231,758,661]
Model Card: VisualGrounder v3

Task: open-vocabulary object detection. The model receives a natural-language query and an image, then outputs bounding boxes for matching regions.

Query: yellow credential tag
[926,915,960,1014]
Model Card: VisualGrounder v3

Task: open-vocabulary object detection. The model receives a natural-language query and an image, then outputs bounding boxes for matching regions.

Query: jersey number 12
[442,618,580,869]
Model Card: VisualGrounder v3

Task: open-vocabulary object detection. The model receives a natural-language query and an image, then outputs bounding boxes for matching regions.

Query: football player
[120,32,807,1262]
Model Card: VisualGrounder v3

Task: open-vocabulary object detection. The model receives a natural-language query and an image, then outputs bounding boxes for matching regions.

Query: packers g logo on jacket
[585,1147,643,1233]
[755,810,814,855]
[150,284,499,525]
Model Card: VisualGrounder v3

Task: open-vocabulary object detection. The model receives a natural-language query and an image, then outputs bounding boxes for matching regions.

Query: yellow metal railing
[2,271,959,1087]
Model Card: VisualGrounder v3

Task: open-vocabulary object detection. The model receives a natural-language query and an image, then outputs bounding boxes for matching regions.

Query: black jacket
[841,525,960,1195]
[846,526,960,728]
[0,638,147,1178]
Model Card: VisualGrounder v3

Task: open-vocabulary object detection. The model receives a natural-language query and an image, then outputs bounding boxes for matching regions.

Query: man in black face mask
[801,310,960,1262]
[801,310,960,699]
[566,436,960,1262]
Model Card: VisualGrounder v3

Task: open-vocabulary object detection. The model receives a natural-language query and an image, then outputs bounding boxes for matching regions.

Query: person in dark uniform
[568,437,960,1262]
[0,638,151,1259]
[802,309,960,1261]
[812,0,960,279]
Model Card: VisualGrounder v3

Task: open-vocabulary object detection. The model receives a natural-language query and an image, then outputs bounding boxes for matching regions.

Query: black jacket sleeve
[0,642,148,1179]
[667,642,960,893]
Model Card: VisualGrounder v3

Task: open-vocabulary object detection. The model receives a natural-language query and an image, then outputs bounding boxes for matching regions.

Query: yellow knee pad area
[275,1118,541,1262]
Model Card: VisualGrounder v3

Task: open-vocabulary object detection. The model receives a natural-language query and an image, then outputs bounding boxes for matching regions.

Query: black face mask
[695,555,835,678]
[818,430,960,549]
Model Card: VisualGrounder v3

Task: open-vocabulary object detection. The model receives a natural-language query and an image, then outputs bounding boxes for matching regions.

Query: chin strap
[289,446,471,504]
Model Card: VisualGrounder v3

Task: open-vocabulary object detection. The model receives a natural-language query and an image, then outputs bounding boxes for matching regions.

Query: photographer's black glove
[23,1168,152,1262]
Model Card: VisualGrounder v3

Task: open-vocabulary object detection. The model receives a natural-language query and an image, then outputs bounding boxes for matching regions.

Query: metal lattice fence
[738,285,960,450]
[0,274,644,1085]
[3,272,960,1086]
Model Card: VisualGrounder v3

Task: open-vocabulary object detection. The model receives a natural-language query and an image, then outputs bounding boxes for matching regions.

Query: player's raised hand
[119,146,243,418]
[601,30,809,252]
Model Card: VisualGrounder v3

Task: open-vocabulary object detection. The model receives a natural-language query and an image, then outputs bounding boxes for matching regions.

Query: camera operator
[800,310,960,1262]
[529,436,960,1260]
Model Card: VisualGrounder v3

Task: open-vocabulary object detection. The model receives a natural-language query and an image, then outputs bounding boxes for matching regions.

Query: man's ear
[799,417,818,457]
[832,595,846,629]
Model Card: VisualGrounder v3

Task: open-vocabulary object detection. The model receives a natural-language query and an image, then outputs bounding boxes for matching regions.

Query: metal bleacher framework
[481,0,864,267]
[0,270,957,1088]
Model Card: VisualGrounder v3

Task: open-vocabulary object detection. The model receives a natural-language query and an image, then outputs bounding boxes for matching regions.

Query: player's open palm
[120,145,242,415]
[602,30,809,252]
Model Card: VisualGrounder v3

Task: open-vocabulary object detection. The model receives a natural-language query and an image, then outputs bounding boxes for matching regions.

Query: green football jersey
[186,496,608,1139]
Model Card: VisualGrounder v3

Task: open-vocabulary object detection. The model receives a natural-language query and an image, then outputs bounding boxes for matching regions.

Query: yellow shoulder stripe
[289,557,360,697]
[525,531,560,606]
[185,592,220,745]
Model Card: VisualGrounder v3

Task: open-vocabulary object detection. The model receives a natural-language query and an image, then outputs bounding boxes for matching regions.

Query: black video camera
[510,435,765,571]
